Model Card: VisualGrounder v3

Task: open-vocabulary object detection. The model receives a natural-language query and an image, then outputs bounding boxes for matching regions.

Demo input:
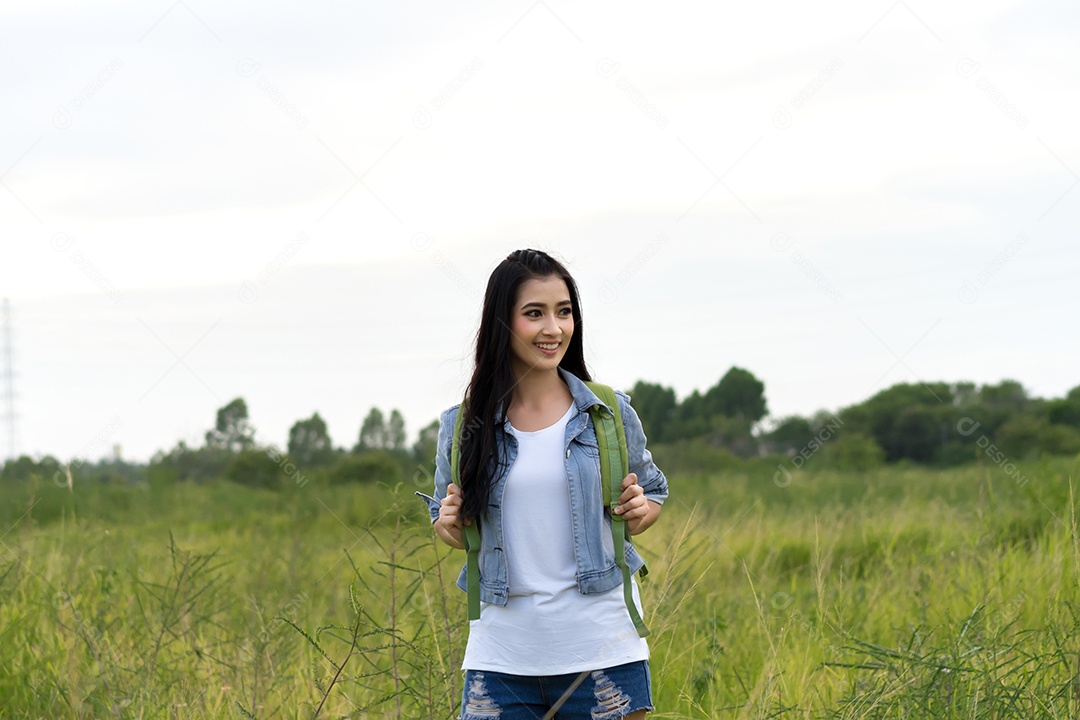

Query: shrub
[995,416,1080,459]
[327,452,404,485]
[225,450,286,490]
[1,455,62,483]
[149,442,231,483]
[819,433,885,472]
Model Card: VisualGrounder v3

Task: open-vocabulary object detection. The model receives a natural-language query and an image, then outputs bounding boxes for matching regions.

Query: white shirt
[461,402,650,674]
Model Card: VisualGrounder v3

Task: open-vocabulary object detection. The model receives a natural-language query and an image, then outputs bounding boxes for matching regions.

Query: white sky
[2,0,1077,463]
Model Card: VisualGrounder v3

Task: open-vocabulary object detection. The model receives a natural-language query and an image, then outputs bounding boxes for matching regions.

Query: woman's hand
[614,472,662,535]
[435,483,469,549]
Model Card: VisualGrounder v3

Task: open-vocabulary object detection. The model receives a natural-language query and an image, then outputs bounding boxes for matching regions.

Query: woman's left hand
[614,473,661,535]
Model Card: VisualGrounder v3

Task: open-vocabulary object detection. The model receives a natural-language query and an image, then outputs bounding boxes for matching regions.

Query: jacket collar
[559,366,612,414]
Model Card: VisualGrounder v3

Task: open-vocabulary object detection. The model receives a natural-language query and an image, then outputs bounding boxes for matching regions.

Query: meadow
[1,454,1079,718]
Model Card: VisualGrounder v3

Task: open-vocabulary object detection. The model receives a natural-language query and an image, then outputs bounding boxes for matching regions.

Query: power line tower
[1,297,16,461]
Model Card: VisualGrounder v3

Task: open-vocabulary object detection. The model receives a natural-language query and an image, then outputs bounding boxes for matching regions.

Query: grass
[0,455,1078,718]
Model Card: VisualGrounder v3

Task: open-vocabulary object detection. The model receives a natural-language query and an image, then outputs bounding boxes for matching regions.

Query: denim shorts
[460,660,653,719]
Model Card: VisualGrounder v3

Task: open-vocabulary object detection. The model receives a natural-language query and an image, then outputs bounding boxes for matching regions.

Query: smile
[535,342,561,353]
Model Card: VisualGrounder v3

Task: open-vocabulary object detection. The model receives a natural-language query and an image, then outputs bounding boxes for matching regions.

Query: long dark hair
[459,249,591,520]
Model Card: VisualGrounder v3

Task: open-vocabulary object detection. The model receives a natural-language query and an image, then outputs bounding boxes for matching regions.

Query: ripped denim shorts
[460,660,653,719]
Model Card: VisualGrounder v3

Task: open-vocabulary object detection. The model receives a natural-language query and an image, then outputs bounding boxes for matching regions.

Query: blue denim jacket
[417,367,669,607]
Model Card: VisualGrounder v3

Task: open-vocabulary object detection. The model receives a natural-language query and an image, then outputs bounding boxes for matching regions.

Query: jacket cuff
[415,491,440,524]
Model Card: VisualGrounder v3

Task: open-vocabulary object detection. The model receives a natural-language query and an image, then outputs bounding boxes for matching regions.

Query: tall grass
[0,455,1077,717]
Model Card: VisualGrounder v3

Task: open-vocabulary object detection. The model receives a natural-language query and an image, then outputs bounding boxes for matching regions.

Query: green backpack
[452,381,650,638]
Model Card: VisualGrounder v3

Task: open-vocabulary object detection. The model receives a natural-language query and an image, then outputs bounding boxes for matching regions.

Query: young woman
[421,249,669,719]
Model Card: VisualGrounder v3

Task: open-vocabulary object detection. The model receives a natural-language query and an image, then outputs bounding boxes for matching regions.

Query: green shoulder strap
[451,387,650,637]
[451,404,483,622]
[585,381,650,638]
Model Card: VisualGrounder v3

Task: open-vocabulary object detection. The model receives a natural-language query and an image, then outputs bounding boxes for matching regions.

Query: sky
[1,0,1077,463]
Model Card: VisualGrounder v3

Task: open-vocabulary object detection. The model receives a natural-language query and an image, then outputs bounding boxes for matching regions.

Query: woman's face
[508,275,575,379]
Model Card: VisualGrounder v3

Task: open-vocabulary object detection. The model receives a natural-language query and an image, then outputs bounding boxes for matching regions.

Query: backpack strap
[585,381,650,638]
[451,404,482,622]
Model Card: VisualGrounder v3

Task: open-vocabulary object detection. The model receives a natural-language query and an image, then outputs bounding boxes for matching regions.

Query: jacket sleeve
[415,404,460,524]
[616,389,669,505]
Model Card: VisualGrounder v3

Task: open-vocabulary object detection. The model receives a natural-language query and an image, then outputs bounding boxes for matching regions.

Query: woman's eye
[524,308,572,318]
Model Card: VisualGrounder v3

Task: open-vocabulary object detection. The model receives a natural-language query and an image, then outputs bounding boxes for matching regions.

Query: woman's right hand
[435,483,468,549]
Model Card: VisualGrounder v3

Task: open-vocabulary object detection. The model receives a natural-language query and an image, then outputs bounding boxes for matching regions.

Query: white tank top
[461,402,649,674]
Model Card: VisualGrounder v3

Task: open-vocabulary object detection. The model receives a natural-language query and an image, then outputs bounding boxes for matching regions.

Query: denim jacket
[416,366,669,607]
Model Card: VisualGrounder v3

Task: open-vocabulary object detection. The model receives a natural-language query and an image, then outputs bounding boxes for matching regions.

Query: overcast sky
[2,0,1077,463]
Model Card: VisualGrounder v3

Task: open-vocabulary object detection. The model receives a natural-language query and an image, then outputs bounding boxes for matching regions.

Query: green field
[2,455,1079,718]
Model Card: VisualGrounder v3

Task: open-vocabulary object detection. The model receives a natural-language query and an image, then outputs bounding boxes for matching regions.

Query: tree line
[630,368,1080,473]
[2,367,1078,486]
[141,398,441,490]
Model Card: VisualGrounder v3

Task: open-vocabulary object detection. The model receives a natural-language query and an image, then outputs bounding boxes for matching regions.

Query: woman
[421,249,669,719]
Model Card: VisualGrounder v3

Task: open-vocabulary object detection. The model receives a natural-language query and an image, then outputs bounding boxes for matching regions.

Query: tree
[668,390,711,439]
[987,411,1080,459]
[706,415,757,457]
[1045,384,1080,429]
[661,367,768,442]
[387,409,407,451]
[288,412,335,467]
[1048,399,1080,428]
[765,416,814,456]
[1,455,61,483]
[205,398,255,452]
[951,381,979,408]
[225,450,284,490]
[413,419,440,465]
[980,379,1028,411]
[705,367,768,422]
[839,382,954,463]
[628,381,677,443]
[885,406,934,463]
[150,440,231,483]
[820,433,885,471]
[356,408,387,452]
[328,452,403,484]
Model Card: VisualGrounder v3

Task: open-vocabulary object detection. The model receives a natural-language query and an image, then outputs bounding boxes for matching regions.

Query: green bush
[225,450,286,490]
[327,451,404,485]
[149,442,231,482]
[996,415,1080,459]
[650,438,744,475]
[1,455,62,483]
[819,433,885,472]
